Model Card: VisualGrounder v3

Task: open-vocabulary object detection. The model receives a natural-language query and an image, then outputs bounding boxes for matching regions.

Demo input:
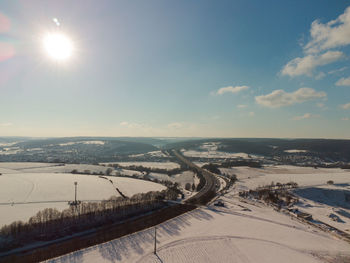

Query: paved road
[172,150,221,203]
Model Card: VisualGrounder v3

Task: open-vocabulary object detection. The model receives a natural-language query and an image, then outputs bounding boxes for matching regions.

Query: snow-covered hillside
[47,194,350,263]
[232,165,350,233]
[0,162,113,175]
[182,149,255,159]
[103,161,180,170]
[0,164,166,227]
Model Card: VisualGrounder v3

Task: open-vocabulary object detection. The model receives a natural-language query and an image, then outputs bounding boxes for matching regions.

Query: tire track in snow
[12,174,36,202]
[136,235,317,263]
[206,206,304,231]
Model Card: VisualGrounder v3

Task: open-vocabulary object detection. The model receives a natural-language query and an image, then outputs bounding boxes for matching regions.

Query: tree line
[0,188,180,253]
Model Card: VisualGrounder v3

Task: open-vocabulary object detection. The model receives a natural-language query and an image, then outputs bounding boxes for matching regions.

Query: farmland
[0,162,167,227]
[49,174,350,263]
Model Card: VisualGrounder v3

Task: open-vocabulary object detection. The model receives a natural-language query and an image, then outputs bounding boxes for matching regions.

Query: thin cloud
[336,76,350,86]
[119,121,129,126]
[316,103,328,110]
[216,85,249,95]
[255,88,326,108]
[341,102,350,109]
[315,72,326,80]
[119,121,144,129]
[167,122,183,129]
[0,122,13,127]
[281,51,344,77]
[237,104,248,109]
[292,113,317,120]
[328,66,348,75]
[341,117,349,121]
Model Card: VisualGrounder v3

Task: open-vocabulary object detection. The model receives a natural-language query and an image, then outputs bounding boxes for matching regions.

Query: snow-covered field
[172,171,198,189]
[199,142,220,151]
[0,162,113,175]
[48,193,350,263]
[57,140,105,146]
[233,166,350,189]
[3,162,349,262]
[117,168,143,177]
[0,147,23,155]
[181,141,263,159]
[284,149,308,153]
[293,185,350,232]
[147,171,198,189]
[106,161,180,170]
[107,177,166,198]
[128,150,168,158]
[0,162,166,227]
[182,149,256,159]
[193,161,209,167]
[232,165,350,233]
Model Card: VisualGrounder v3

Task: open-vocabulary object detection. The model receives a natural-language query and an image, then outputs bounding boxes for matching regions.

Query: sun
[43,33,73,61]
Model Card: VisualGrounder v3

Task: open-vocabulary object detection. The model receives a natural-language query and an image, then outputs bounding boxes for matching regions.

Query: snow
[284,149,308,153]
[0,147,23,155]
[0,142,18,147]
[109,162,180,170]
[23,164,113,174]
[0,162,62,170]
[148,172,171,181]
[48,193,350,263]
[182,149,255,159]
[172,171,197,189]
[146,171,198,190]
[181,142,263,159]
[58,141,105,146]
[117,169,143,177]
[199,142,220,151]
[0,162,116,175]
[0,171,165,227]
[128,150,168,158]
[217,177,227,192]
[232,165,350,234]
[82,141,105,145]
[107,177,165,198]
[292,184,350,232]
[235,167,350,190]
[193,162,209,167]
[2,162,349,262]
[58,142,77,146]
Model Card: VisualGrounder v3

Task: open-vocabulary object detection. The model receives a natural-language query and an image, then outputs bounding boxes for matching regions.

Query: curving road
[171,150,220,204]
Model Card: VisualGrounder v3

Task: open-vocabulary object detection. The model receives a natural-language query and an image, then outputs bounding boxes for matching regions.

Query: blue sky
[0,0,350,138]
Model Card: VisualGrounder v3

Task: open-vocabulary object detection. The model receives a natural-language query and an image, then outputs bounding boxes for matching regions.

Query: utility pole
[68,181,81,214]
[154,226,157,255]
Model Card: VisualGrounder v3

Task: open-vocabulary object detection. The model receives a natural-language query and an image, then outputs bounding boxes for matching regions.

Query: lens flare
[0,13,10,33]
[43,33,73,61]
[0,42,15,62]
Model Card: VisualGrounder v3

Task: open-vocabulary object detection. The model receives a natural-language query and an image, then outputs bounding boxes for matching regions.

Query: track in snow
[137,235,320,263]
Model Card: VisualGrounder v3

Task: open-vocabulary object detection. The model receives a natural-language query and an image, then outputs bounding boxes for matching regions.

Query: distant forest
[165,138,350,162]
[1,137,350,163]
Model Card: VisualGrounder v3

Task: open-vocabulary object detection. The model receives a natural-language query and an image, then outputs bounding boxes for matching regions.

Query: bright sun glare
[43,33,73,61]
